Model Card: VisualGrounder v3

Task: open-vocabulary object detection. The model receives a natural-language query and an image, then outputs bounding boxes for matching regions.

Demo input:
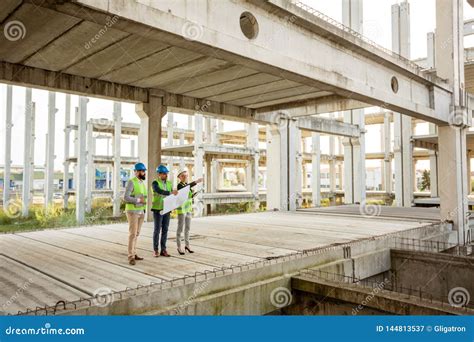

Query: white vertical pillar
[166,112,174,186]
[311,133,321,206]
[112,102,122,217]
[248,122,260,211]
[428,123,438,197]
[63,94,71,209]
[382,113,392,194]
[193,114,204,216]
[76,97,88,223]
[22,88,34,216]
[3,85,12,207]
[427,32,435,69]
[266,124,287,211]
[85,121,94,213]
[73,107,79,191]
[292,124,303,209]
[436,0,469,243]
[44,91,57,208]
[392,1,413,207]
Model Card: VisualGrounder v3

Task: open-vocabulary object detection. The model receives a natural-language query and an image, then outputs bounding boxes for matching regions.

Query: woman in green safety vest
[123,162,147,265]
[151,165,178,257]
[176,169,203,255]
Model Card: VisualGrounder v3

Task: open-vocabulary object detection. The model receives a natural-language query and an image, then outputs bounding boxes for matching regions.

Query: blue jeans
[153,211,170,252]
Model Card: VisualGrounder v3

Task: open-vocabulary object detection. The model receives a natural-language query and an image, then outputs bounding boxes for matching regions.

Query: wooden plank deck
[0,210,439,314]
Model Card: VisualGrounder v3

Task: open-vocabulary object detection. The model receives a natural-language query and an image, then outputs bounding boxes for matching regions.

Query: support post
[383,112,392,194]
[3,85,12,207]
[311,133,321,206]
[392,1,413,207]
[44,91,57,208]
[428,123,439,197]
[63,94,71,209]
[136,96,167,221]
[436,0,470,244]
[193,113,204,217]
[85,121,94,213]
[22,88,34,216]
[76,97,88,223]
[112,102,122,217]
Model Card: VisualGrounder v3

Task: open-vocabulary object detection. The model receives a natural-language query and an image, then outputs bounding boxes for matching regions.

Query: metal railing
[294,1,424,73]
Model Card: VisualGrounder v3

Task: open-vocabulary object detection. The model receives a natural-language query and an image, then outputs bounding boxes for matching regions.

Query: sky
[1,0,474,172]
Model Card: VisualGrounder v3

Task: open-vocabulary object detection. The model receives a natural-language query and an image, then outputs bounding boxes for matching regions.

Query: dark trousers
[153,210,170,252]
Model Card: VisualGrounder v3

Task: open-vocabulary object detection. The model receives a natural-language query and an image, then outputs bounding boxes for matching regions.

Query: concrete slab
[0,255,88,315]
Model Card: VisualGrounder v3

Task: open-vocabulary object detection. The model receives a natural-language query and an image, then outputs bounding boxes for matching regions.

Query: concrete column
[136,96,166,221]
[428,123,439,197]
[427,32,435,69]
[248,122,260,211]
[112,102,122,217]
[311,133,321,206]
[193,113,205,217]
[44,91,57,208]
[85,121,95,213]
[392,1,413,207]
[468,152,472,195]
[166,112,174,186]
[3,85,12,207]
[73,107,79,191]
[436,0,469,244]
[383,113,392,193]
[22,88,34,216]
[329,133,336,195]
[342,0,363,33]
[62,94,71,209]
[76,97,88,223]
[266,117,300,211]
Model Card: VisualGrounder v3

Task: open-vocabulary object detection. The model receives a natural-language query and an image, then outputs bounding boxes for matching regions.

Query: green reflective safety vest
[125,177,147,211]
[151,179,173,211]
[176,182,193,214]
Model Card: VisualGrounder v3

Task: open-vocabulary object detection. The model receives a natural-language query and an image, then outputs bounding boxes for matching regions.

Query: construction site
[0,0,473,316]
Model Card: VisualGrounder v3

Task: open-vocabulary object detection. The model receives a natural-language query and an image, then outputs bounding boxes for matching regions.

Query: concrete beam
[57,0,452,124]
[0,61,148,103]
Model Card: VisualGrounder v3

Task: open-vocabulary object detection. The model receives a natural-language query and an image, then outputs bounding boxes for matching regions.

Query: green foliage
[420,170,430,192]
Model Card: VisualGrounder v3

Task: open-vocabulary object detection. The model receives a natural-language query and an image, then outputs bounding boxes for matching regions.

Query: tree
[420,170,430,191]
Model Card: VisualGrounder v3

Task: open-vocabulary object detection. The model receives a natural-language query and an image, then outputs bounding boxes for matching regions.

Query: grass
[0,198,127,234]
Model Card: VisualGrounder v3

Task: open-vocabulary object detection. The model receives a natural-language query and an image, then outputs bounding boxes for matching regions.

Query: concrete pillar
[468,152,472,195]
[85,121,95,213]
[73,107,79,191]
[3,85,12,207]
[342,0,366,204]
[247,122,260,211]
[112,102,122,217]
[136,96,166,221]
[266,117,300,211]
[428,123,439,197]
[383,113,392,193]
[392,1,413,207]
[311,133,321,206]
[166,112,174,187]
[22,88,34,216]
[44,91,57,208]
[193,113,204,217]
[76,97,88,223]
[427,32,435,69]
[62,94,71,209]
[436,0,469,243]
[329,133,336,195]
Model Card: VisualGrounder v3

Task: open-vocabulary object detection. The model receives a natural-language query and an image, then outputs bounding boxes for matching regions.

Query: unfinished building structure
[0,0,474,316]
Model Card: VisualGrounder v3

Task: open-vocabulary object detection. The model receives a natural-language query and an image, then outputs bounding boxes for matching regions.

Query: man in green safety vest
[175,169,203,255]
[123,162,147,265]
[151,165,178,257]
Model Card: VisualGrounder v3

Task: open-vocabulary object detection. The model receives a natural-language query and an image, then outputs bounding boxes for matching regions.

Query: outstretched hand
[196,178,204,183]
[172,190,179,195]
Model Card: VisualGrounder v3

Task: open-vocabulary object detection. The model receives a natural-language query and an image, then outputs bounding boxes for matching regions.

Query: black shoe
[185,246,194,253]
[177,248,185,255]
[135,255,144,260]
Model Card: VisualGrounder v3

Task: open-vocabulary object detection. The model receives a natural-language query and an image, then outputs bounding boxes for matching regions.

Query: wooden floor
[0,209,438,314]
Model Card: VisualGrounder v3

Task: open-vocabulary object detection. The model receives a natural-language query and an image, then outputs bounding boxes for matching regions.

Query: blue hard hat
[156,165,169,174]
[134,162,147,171]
